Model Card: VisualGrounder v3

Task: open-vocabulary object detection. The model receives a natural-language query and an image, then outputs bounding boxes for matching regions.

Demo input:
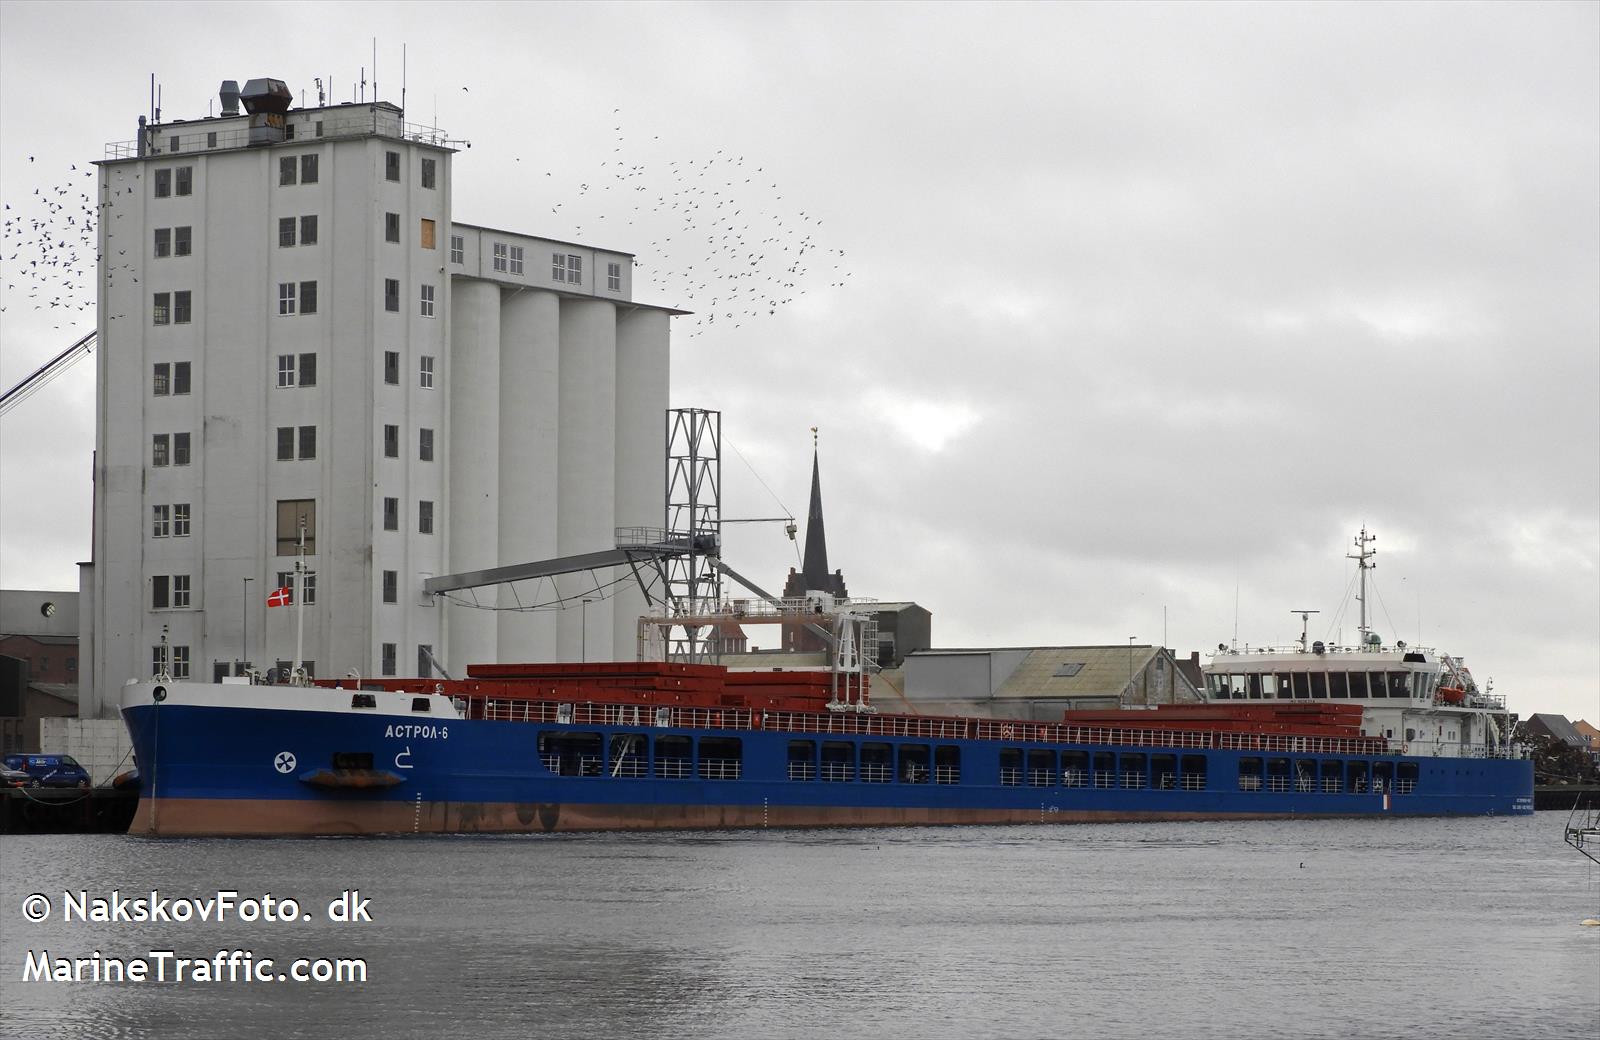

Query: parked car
[1,754,92,788]
[0,765,30,788]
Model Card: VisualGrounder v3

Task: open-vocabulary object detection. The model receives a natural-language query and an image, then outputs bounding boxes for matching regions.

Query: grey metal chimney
[219,80,241,116]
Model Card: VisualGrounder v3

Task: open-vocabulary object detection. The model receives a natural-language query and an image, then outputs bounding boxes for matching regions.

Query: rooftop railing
[106,109,450,160]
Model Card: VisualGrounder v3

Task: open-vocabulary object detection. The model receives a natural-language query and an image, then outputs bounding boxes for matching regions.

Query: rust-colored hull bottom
[129,798,1313,837]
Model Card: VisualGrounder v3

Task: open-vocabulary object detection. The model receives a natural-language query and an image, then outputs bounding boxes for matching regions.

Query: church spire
[801,431,831,590]
[782,427,848,601]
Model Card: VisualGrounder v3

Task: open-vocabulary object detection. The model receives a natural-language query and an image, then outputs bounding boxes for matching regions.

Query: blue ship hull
[121,693,1534,836]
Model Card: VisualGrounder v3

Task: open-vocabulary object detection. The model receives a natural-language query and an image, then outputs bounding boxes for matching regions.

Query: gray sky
[1,1,1595,722]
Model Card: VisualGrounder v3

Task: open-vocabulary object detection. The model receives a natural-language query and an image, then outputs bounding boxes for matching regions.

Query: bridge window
[1329,673,1349,698]
[934,745,960,785]
[820,741,854,782]
[1387,672,1411,698]
[787,740,816,781]
[860,742,892,783]
[1308,672,1328,698]
[698,737,742,780]
[898,743,930,784]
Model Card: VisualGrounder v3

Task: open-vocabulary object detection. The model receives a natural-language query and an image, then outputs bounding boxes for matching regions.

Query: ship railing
[1027,769,1054,787]
[1063,769,1088,788]
[1265,777,1291,793]
[1093,774,1116,789]
[455,694,1522,759]
[859,763,892,784]
[820,762,852,783]
[788,761,816,781]
[1322,778,1343,793]
[1180,774,1205,791]
[1240,776,1263,791]
[612,758,648,779]
[655,758,692,779]
[1000,767,1021,787]
[934,765,961,785]
[698,758,742,781]
[1121,772,1147,790]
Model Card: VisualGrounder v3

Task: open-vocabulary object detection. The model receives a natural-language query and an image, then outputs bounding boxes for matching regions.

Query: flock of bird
[1,106,851,344]
[1,159,102,328]
[515,108,852,337]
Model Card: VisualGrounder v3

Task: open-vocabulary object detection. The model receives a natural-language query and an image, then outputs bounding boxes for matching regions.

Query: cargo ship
[118,527,1532,836]
[119,657,1531,837]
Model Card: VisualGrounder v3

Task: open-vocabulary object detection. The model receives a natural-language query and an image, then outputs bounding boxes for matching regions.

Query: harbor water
[3,814,1597,1039]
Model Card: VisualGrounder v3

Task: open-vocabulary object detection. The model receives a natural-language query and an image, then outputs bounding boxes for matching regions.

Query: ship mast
[1291,609,1320,653]
[1347,527,1376,647]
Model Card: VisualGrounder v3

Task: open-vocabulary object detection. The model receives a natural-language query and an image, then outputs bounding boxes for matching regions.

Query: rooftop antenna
[401,43,407,118]
[360,66,366,103]
[315,77,325,106]
[1292,609,1321,653]
[373,37,378,102]
[1347,526,1377,646]
[1232,574,1239,651]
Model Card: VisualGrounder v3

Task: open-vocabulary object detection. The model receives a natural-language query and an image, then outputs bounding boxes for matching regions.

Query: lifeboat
[1436,686,1467,705]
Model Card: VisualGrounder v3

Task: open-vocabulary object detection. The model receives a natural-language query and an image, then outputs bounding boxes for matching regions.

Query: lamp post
[242,576,253,676]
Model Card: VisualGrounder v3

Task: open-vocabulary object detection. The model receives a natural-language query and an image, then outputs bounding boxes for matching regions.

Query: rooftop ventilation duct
[240,78,291,115]
[219,80,241,115]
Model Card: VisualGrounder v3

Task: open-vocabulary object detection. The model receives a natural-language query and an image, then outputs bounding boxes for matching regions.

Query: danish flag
[266,586,292,608]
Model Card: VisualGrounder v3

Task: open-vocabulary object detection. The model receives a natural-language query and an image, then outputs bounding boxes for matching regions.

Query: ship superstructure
[1203,528,1516,759]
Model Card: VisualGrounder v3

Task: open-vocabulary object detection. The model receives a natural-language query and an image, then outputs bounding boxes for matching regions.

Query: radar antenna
[1291,609,1321,653]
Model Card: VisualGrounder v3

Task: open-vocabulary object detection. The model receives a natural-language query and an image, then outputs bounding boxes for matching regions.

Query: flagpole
[294,517,306,683]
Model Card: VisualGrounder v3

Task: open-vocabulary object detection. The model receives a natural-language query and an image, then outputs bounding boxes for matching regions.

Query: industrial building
[901,645,1204,720]
[0,590,82,753]
[82,78,677,718]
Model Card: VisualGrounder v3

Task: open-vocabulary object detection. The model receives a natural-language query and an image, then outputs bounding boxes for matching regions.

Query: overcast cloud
[1,1,1595,721]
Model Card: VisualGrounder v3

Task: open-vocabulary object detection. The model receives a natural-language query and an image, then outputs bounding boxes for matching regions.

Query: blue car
[1,754,91,789]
